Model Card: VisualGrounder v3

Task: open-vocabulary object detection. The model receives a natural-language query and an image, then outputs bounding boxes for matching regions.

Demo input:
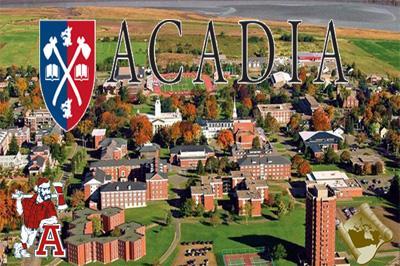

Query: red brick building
[305,184,336,266]
[145,172,168,201]
[98,138,128,160]
[233,119,257,150]
[66,208,146,266]
[100,182,147,209]
[137,143,160,159]
[255,103,296,125]
[190,176,224,212]
[169,145,214,169]
[89,159,153,182]
[235,178,269,217]
[339,90,359,109]
[237,155,291,180]
[91,128,106,149]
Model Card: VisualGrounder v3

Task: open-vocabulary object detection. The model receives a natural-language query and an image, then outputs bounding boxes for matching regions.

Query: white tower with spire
[155,98,161,117]
[232,96,238,120]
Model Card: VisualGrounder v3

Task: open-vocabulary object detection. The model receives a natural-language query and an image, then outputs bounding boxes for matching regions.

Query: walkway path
[159,219,181,264]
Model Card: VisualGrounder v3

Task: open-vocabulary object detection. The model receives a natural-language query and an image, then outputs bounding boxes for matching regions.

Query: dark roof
[99,138,127,148]
[32,145,50,153]
[137,143,160,153]
[100,181,146,192]
[84,168,112,184]
[29,155,46,168]
[145,172,168,180]
[238,155,290,166]
[170,145,213,154]
[90,158,152,168]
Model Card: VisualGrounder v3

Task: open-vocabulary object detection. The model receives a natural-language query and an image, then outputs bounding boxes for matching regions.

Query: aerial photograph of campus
[0,0,399,265]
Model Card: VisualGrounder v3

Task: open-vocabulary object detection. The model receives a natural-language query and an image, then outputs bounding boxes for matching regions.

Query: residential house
[24,108,53,132]
[136,143,160,159]
[28,144,53,176]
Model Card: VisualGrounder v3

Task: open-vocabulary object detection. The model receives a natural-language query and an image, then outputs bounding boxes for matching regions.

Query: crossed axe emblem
[43,36,91,106]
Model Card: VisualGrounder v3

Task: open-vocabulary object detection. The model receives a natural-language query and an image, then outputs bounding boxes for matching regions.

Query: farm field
[0,7,399,76]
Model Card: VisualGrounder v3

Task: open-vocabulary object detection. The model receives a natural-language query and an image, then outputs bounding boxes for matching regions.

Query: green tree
[111,227,122,237]
[65,132,75,145]
[210,211,221,227]
[91,216,103,237]
[7,135,19,155]
[276,200,288,218]
[165,211,172,226]
[324,147,339,164]
[205,156,219,173]
[252,136,261,149]
[194,203,205,217]
[272,244,287,261]
[196,160,205,175]
[243,202,252,225]
[181,198,195,217]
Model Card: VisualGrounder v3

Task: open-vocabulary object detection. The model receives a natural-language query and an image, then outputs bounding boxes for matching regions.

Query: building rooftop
[307,171,361,190]
[257,103,294,113]
[238,155,291,166]
[170,145,213,154]
[91,128,106,136]
[100,181,147,192]
[90,158,152,168]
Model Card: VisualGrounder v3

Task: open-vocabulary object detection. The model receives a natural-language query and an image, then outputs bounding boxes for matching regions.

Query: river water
[1,0,399,32]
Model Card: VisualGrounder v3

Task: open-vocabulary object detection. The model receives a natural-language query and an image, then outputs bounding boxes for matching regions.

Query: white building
[144,99,182,133]
[0,152,29,169]
[198,119,233,139]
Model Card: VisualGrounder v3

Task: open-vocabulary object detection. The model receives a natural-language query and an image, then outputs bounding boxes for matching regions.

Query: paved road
[159,219,181,264]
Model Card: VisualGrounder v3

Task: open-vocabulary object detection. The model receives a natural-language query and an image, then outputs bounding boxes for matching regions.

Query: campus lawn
[335,195,391,208]
[125,200,172,225]
[311,164,342,171]
[180,207,306,266]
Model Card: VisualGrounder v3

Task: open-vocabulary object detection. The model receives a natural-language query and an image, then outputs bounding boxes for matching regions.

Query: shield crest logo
[40,20,95,131]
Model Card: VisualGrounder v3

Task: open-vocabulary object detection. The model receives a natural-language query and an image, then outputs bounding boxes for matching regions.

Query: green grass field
[181,207,306,266]
[97,40,147,66]
[161,77,203,92]
[125,200,172,225]
[351,39,400,71]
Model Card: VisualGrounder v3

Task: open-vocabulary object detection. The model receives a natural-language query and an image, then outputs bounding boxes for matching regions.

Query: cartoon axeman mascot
[13,178,58,258]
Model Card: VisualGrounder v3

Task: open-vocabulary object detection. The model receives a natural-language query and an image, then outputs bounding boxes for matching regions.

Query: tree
[375,161,384,174]
[287,113,302,135]
[263,113,280,133]
[7,135,19,155]
[356,132,367,146]
[388,174,399,210]
[181,198,195,217]
[276,200,288,218]
[170,123,181,145]
[291,154,305,169]
[65,132,75,145]
[252,136,261,149]
[210,211,221,227]
[194,204,204,217]
[272,244,287,261]
[182,103,196,121]
[70,189,85,209]
[77,119,94,147]
[91,216,103,237]
[165,212,172,226]
[243,202,252,225]
[340,150,351,164]
[205,156,219,173]
[297,160,311,177]
[111,227,122,237]
[312,107,331,131]
[196,160,205,175]
[217,129,234,152]
[324,147,339,164]
[130,115,153,145]
[205,95,218,119]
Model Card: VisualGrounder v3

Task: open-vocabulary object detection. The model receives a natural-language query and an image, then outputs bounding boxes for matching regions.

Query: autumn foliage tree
[312,107,331,131]
[182,103,196,121]
[70,189,85,209]
[130,115,153,145]
[205,95,218,119]
[217,129,234,151]
[298,160,312,177]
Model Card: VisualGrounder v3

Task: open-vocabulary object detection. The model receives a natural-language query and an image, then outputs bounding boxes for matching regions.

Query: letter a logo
[35,224,66,257]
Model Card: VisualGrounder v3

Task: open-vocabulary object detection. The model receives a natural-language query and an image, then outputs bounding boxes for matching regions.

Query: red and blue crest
[40,20,95,131]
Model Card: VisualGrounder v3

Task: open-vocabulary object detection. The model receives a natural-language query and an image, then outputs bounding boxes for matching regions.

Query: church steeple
[232,95,237,120]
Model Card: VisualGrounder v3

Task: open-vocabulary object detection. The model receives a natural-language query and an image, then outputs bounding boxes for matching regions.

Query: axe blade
[81,43,91,60]
[43,43,53,60]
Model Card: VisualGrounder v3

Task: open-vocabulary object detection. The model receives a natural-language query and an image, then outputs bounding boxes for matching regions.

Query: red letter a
[35,224,66,257]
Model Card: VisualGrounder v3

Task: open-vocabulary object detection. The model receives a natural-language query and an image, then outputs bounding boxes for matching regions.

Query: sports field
[161,77,200,92]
